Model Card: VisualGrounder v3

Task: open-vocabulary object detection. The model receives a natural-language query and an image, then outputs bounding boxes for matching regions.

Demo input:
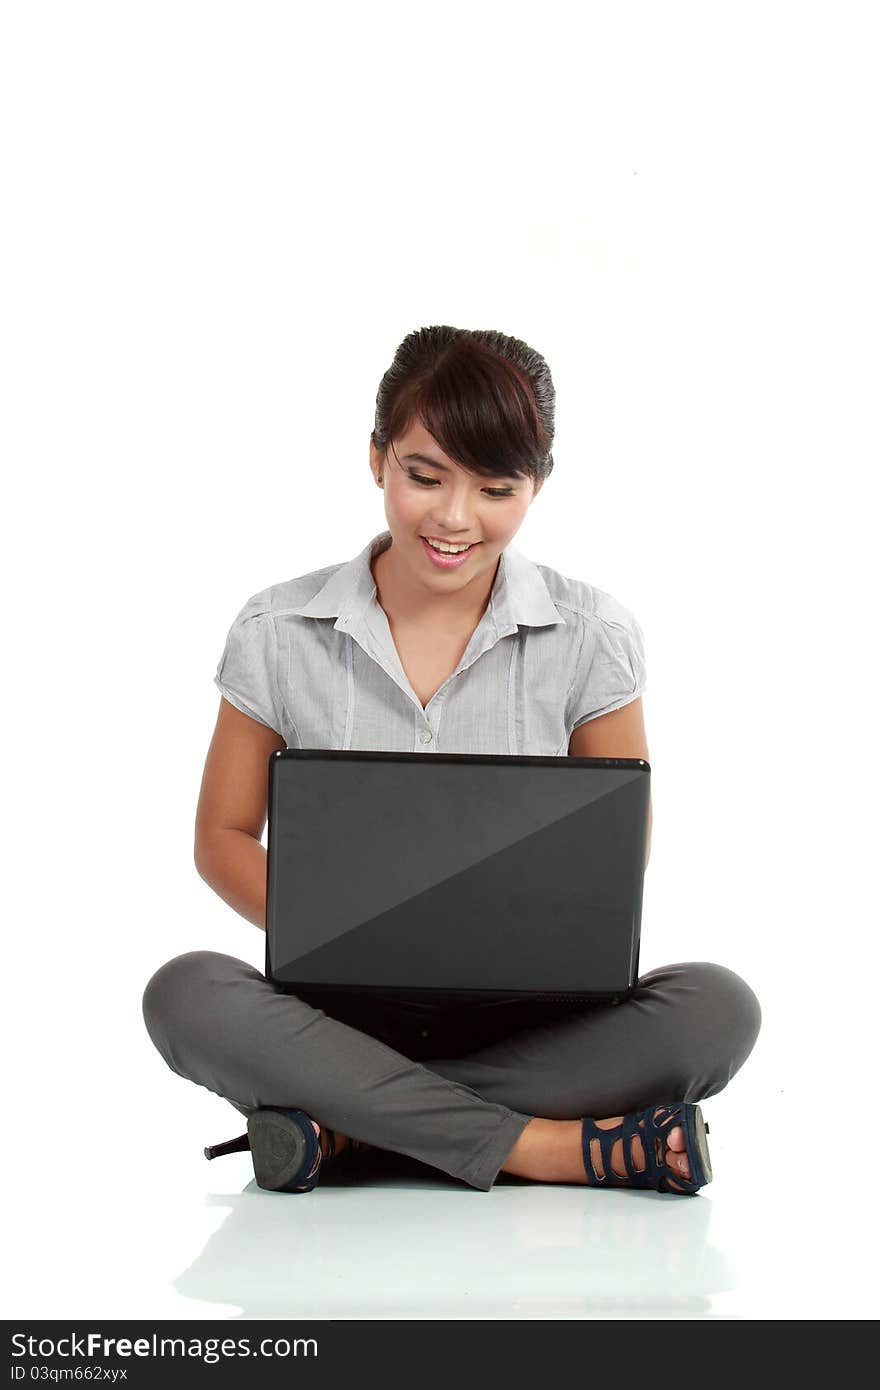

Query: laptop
[265,748,650,1005]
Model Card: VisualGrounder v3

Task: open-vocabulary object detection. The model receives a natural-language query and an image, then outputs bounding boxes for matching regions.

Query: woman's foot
[309,1121,375,1160]
[501,1112,694,1193]
[287,1120,371,1192]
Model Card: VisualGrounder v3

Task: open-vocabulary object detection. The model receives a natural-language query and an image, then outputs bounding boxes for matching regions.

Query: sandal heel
[204,1132,250,1161]
[203,1113,365,1186]
[246,1107,322,1193]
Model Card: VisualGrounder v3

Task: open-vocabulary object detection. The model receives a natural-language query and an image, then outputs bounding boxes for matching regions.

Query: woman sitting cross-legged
[142,324,761,1197]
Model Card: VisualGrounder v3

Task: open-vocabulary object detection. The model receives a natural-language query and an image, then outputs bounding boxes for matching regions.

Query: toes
[655,1126,690,1180]
[665,1124,686,1152]
[666,1125,691,1178]
[664,1176,690,1193]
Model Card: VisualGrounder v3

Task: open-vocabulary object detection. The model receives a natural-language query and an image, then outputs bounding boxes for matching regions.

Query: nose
[429,493,478,534]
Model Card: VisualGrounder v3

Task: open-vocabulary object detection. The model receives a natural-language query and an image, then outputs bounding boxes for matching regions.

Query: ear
[369,439,385,484]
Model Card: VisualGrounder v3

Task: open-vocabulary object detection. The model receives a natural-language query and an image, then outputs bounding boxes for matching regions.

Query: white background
[3,1,877,1320]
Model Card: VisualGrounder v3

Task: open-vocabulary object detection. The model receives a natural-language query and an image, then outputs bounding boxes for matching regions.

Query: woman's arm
[194,697,286,931]
[567,697,652,867]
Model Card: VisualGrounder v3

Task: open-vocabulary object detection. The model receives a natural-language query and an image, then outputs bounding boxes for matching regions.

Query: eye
[407,471,514,499]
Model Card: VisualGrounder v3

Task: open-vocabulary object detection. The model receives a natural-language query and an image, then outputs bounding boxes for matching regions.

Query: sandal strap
[582,1103,707,1192]
[581,1115,654,1189]
[267,1107,323,1191]
[302,1137,323,1184]
[621,1112,659,1186]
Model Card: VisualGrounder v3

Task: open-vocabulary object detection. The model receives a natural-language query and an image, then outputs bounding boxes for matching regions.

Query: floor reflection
[173,1150,736,1319]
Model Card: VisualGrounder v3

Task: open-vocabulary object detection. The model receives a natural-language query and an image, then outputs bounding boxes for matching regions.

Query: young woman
[142,325,761,1197]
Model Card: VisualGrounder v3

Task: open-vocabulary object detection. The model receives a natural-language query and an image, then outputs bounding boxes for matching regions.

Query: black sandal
[204,1107,365,1193]
[581,1102,712,1195]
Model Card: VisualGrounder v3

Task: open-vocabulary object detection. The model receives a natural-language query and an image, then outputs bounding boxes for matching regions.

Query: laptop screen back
[265,749,649,1003]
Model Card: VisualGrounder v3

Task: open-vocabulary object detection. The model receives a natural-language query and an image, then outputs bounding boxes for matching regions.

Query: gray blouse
[214,530,646,758]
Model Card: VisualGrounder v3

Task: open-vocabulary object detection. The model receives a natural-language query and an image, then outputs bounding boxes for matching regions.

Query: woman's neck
[371,540,498,633]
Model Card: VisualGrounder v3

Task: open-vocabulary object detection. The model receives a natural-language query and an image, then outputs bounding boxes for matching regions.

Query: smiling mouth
[421,536,481,549]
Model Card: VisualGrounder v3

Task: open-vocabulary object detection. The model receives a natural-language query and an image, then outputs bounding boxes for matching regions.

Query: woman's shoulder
[530,558,648,718]
[530,556,643,632]
[232,557,349,618]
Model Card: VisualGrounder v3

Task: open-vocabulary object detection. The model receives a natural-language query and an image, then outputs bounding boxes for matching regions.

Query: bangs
[373,327,555,485]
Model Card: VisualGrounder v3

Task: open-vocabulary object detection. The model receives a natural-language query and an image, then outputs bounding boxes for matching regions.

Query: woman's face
[369,419,543,594]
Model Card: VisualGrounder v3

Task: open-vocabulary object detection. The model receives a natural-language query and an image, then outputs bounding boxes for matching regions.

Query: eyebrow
[401,452,454,472]
[401,451,519,481]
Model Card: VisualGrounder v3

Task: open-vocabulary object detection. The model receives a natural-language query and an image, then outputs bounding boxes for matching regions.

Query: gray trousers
[142,951,761,1192]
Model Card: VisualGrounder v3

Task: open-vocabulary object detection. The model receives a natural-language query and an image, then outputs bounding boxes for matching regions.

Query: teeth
[426,538,471,554]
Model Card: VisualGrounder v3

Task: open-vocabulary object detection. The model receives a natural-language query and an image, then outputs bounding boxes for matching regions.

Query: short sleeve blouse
[213,590,284,735]
[213,531,646,755]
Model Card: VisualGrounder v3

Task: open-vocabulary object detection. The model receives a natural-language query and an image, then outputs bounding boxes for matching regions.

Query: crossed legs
[142,952,761,1192]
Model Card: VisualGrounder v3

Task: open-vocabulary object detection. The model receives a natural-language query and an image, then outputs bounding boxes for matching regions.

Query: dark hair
[371,325,556,486]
